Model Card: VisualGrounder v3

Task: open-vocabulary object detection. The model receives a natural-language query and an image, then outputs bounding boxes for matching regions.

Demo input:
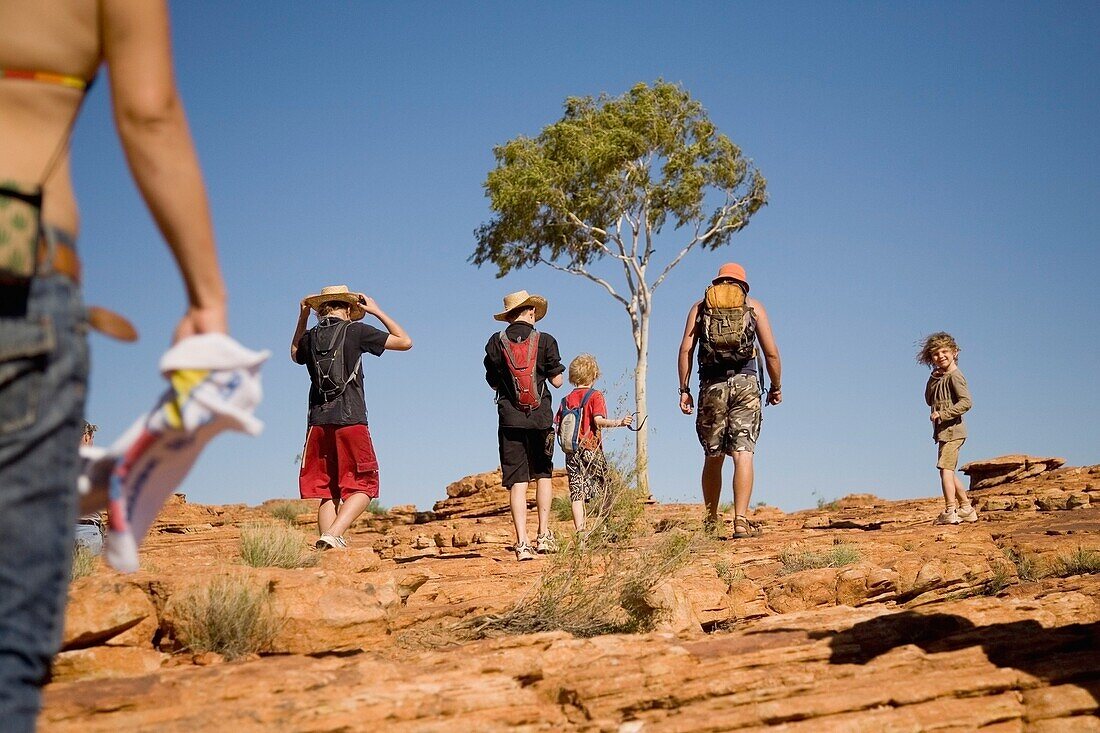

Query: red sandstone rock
[39,464,1100,731]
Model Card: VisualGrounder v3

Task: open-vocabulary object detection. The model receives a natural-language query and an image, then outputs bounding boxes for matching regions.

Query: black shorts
[498,426,554,487]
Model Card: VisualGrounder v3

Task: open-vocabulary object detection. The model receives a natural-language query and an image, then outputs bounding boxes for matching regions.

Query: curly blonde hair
[568,354,601,386]
[916,332,960,366]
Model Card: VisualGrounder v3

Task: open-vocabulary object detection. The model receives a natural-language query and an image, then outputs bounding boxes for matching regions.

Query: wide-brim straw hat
[493,290,548,322]
[712,262,749,290]
[303,285,366,321]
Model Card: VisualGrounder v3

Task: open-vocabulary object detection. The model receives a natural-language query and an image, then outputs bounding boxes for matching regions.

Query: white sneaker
[933,508,961,525]
[956,504,979,523]
[315,534,348,550]
[535,532,558,553]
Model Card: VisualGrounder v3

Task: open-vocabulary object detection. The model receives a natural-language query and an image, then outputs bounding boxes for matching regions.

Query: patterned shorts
[696,374,762,456]
[564,447,608,503]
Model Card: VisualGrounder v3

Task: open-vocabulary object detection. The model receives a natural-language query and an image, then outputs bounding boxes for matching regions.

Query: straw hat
[493,290,548,322]
[302,285,366,321]
[712,262,749,290]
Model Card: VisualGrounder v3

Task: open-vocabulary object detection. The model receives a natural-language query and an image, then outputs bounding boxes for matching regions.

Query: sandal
[514,541,535,561]
[732,515,762,539]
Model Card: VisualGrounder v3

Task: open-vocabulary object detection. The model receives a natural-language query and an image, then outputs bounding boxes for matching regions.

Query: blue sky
[74,2,1099,512]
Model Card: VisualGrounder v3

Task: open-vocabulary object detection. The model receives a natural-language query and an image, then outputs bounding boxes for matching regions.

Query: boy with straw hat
[484,290,565,560]
[291,285,412,549]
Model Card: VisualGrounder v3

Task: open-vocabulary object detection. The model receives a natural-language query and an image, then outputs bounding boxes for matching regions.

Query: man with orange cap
[677,263,782,538]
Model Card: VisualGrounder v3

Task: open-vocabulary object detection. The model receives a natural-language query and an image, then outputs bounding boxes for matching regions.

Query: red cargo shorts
[298,424,379,501]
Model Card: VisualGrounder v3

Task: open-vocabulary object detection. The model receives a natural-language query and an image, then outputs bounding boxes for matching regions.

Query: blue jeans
[0,270,88,732]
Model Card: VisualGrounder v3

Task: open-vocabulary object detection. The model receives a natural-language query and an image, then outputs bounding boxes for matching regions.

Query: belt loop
[39,223,58,277]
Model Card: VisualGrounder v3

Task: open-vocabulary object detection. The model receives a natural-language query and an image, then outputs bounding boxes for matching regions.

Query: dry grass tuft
[239,522,318,569]
[472,530,697,638]
[779,545,861,575]
[172,574,282,660]
[1003,547,1046,582]
[267,500,312,525]
[464,454,691,638]
[714,560,746,590]
[71,545,97,581]
[1050,547,1100,577]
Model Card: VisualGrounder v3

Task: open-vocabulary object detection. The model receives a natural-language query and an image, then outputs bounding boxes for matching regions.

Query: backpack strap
[498,329,539,370]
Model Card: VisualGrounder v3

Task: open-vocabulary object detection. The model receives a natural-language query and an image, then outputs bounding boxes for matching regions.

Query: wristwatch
[679,386,691,395]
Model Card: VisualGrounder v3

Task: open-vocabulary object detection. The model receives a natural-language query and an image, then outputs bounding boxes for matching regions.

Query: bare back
[0,0,103,236]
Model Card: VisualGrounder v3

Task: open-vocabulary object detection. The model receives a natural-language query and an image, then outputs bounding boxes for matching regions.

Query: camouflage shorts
[696,374,762,456]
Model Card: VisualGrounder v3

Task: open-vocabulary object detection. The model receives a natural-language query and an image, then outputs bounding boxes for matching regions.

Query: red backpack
[498,330,541,411]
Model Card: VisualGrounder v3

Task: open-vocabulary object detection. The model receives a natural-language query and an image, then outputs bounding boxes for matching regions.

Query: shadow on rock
[815,612,1099,705]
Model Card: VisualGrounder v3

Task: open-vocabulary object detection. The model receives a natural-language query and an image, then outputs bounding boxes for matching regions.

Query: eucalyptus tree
[472,81,767,492]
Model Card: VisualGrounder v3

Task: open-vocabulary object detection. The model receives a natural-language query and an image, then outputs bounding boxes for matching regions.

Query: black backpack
[309,319,361,404]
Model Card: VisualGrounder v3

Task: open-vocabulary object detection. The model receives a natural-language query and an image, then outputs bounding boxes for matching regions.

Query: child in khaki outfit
[918,332,978,525]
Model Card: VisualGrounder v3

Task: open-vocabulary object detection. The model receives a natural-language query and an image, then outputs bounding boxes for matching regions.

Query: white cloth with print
[78,334,269,572]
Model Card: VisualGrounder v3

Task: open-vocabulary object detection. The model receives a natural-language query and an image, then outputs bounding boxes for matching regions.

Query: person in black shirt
[291,285,412,549]
[484,290,564,560]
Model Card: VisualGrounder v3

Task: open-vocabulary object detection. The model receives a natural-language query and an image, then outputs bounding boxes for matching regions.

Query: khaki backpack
[699,282,757,363]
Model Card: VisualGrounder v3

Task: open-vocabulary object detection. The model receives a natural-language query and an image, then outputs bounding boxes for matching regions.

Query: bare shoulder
[748,296,768,316]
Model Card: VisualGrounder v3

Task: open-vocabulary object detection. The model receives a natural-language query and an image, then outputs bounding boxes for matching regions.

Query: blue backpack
[556,388,595,455]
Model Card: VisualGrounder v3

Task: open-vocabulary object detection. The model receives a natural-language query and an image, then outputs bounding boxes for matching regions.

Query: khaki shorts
[937,438,965,470]
[696,374,762,456]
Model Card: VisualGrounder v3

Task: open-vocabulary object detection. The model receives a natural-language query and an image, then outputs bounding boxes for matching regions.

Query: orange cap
[712,262,748,290]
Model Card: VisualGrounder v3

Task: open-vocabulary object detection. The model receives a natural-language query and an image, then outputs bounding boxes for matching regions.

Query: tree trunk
[633,307,650,497]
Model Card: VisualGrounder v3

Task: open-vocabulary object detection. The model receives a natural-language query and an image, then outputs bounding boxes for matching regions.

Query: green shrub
[239,523,317,569]
[368,499,387,515]
[173,575,282,660]
[779,544,861,575]
[71,545,97,581]
[1050,547,1100,577]
[717,501,734,514]
[268,500,311,524]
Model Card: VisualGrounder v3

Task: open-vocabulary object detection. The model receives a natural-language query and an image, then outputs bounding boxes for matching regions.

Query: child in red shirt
[558,354,633,533]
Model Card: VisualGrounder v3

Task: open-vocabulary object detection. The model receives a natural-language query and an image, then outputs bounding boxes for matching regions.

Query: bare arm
[550,373,564,389]
[595,415,632,429]
[360,295,412,351]
[102,0,227,341]
[751,298,783,405]
[677,301,701,414]
[290,300,310,362]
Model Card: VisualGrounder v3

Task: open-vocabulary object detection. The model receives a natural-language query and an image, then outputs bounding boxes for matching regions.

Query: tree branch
[651,192,757,291]
[537,256,629,308]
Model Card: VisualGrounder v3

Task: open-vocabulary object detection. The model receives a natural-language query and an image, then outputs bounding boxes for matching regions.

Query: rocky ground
[41,457,1100,732]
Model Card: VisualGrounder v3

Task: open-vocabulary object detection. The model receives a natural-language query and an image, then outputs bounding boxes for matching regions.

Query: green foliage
[367,499,387,515]
[239,523,318,569]
[71,545,97,581]
[473,80,766,278]
[173,575,282,660]
[267,500,311,525]
[1050,547,1100,577]
[717,501,734,513]
[811,490,839,511]
[779,545,861,575]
